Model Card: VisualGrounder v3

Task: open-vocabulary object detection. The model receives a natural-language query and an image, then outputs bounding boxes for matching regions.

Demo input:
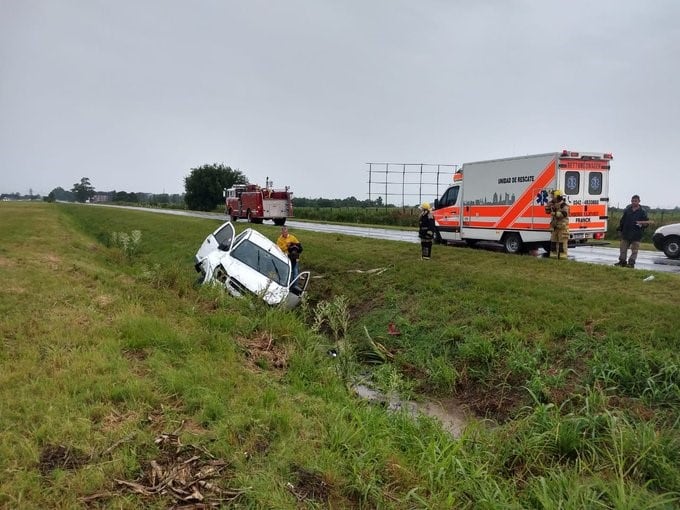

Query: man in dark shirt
[615,195,652,268]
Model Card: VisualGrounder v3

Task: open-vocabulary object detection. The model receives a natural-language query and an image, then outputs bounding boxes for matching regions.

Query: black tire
[228,208,238,222]
[273,218,286,226]
[465,239,479,248]
[663,236,680,259]
[503,233,523,254]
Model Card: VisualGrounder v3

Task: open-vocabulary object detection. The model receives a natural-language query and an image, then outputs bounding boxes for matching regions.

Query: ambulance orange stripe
[495,161,556,229]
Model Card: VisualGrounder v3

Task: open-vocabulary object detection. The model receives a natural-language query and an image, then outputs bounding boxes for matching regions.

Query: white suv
[652,223,680,259]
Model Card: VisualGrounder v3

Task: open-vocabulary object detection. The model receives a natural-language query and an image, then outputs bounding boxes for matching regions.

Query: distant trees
[184,163,247,211]
[71,177,95,203]
[46,187,75,202]
[112,191,139,203]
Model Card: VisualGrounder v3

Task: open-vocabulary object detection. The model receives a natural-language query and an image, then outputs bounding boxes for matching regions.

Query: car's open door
[282,271,310,309]
[195,221,236,264]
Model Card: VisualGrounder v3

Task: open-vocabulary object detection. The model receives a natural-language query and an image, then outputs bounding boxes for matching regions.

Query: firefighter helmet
[551,189,563,197]
[420,202,431,210]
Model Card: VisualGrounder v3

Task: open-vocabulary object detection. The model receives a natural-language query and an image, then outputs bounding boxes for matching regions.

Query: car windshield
[230,239,290,286]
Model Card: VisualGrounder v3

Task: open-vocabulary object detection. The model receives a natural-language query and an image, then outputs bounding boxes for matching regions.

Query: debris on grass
[82,430,249,507]
[114,432,249,507]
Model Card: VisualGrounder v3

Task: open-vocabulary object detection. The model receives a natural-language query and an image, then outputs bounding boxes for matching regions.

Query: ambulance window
[440,186,459,207]
[564,172,580,195]
[588,172,603,194]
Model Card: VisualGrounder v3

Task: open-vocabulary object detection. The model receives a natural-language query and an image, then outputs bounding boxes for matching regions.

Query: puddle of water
[353,385,467,438]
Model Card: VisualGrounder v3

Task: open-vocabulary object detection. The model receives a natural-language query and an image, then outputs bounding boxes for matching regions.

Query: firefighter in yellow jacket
[545,189,569,259]
[277,226,302,279]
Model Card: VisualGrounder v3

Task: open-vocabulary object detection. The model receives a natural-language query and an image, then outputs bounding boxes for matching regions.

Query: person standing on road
[277,226,302,279]
[545,189,570,259]
[615,194,652,268]
[418,202,436,260]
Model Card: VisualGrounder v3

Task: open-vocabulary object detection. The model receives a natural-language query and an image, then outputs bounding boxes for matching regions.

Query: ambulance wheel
[503,233,523,254]
[433,229,443,244]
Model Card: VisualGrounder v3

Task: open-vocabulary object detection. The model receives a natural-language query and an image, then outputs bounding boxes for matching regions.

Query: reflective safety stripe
[495,161,556,229]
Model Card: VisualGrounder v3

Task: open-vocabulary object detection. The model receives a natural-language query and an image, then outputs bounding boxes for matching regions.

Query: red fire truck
[225,178,294,226]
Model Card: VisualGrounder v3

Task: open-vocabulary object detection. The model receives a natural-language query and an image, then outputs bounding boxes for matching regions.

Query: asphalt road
[94,205,680,275]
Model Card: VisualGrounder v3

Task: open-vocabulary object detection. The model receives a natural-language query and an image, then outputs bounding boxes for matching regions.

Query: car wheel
[663,236,680,259]
[503,233,523,254]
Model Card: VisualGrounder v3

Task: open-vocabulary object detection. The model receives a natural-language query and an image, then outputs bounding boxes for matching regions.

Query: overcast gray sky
[2,1,679,207]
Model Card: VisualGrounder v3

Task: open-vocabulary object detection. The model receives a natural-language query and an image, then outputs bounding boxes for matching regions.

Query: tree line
[38,163,679,216]
[37,164,386,211]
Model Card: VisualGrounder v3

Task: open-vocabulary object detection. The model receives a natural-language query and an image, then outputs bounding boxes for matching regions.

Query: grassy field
[1,202,680,509]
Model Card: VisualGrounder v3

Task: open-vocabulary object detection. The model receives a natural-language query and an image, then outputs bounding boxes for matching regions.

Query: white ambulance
[432,150,612,253]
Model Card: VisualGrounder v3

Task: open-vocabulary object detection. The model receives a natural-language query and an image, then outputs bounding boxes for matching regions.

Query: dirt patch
[94,294,114,308]
[142,398,188,434]
[39,444,89,475]
[455,376,528,423]
[286,465,331,504]
[115,274,136,287]
[4,284,26,294]
[100,409,140,433]
[122,348,150,377]
[0,256,15,268]
[608,395,657,421]
[122,348,149,362]
[239,332,288,373]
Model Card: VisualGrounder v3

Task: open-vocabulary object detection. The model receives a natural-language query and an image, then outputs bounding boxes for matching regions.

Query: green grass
[1,201,679,508]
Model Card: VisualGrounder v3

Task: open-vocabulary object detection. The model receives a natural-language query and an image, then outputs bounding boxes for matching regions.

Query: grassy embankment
[1,202,679,508]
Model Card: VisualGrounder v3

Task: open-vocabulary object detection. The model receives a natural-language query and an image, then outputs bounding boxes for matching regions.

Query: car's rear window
[231,240,289,286]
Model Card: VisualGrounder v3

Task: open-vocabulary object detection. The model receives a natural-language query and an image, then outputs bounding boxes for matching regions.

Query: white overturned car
[652,223,680,259]
[195,222,309,308]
